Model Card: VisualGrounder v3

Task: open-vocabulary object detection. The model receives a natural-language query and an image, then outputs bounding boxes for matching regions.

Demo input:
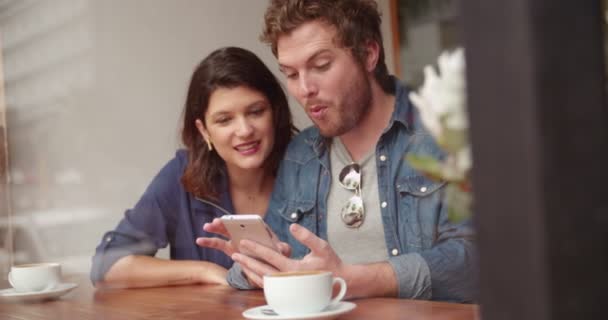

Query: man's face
[277,21,372,137]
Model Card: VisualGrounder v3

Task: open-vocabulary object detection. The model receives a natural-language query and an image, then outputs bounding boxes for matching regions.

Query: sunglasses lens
[339,163,361,190]
[341,195,364,228]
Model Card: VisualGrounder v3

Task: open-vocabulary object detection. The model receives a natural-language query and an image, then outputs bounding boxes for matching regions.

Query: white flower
[409,47,472,181]
[456,144,472,173]
[409,65,444,138]
[409,48,468,139]
[407,48,473,219]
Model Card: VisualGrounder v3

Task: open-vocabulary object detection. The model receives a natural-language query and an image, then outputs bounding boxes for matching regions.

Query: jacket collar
[192,173,235,217]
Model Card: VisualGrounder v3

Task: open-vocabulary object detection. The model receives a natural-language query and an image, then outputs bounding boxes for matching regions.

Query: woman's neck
[227,166,271,193]
[226,166,274,215]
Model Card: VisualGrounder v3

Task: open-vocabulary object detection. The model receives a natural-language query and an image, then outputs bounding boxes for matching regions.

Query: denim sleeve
[226,262,256,290]
[388,252,432,299]
[387,219,476,302]
[90,225,160,284]
[90,201,170,284]
[90,157,180,284]
[417,216,478,302]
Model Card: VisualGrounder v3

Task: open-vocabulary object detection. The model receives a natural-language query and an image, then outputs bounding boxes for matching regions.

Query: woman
[91,47,296,288]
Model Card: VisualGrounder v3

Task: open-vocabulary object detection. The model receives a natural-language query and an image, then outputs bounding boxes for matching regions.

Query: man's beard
[316,73,372,138]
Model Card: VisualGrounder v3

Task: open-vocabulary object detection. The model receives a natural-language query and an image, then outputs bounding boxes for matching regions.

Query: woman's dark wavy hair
[181,47,296,202]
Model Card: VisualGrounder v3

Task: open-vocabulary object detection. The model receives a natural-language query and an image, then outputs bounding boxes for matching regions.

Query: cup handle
[7,271,15,288]
[330,277,347,305]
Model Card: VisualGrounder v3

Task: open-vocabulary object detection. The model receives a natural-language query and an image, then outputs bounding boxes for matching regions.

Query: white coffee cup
[263,270,347,316]
[8,262,62,292]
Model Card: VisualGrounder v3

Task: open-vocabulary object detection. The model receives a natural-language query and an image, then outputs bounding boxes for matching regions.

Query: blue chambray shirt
[90,150,235,284]
[228,78,477,302]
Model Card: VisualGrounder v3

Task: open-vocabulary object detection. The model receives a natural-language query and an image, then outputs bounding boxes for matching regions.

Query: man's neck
[339,81,395,162]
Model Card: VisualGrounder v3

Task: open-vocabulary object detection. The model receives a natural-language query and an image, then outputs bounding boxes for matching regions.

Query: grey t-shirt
[326,138,389,264]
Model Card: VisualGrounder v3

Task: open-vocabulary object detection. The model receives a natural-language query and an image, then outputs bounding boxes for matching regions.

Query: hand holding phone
[220,215,281,258]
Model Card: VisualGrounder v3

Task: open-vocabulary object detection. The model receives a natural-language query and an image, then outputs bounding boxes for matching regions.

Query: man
[198,0,476,302]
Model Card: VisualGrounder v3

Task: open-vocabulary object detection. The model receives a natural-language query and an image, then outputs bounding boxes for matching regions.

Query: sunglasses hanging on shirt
[338,163,364,228]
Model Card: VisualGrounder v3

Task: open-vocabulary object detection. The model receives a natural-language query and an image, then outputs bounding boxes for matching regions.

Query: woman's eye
[215,117,231,124]
[250,107,267,116]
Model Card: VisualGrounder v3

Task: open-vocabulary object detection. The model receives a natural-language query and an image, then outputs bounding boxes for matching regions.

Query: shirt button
[379,155,387,162]
[391,248,399,256]
[290,212,298,220]
[420,186,427,193]
[381,201,387,208]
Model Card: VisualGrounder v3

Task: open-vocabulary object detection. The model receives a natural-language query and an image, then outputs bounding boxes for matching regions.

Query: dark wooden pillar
[462,0,608,319]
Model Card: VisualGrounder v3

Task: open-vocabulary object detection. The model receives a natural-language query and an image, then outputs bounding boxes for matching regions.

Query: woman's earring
[206,139,213,151]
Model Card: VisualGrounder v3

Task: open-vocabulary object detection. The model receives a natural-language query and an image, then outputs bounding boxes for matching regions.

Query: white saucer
[242,301,356,320]
[0,283,78,303]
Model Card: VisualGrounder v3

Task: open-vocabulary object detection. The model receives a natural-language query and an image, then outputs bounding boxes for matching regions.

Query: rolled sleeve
[90,155,182,285]
[90,230,158,284]
[418,237,477,302]
[89,196,170,285]
[418,216,478,302]
[388,252,432,299]
[226,262,256,290]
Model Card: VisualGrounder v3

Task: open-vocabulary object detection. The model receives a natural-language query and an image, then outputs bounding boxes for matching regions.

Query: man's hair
[261,0,394,93]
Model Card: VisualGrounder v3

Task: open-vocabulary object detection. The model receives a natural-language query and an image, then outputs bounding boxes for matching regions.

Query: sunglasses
[338,163,364,228]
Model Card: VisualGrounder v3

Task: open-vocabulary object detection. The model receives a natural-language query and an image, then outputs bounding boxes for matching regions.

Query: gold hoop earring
[206,139,213,151]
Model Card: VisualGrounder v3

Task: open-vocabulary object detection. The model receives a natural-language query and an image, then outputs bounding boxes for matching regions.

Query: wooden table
[0,274,479,319]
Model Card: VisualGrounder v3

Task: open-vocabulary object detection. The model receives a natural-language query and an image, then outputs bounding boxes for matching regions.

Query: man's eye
[315,63,330,71]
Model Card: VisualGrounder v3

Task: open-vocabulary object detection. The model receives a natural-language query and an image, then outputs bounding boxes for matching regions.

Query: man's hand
[233,223,345,288]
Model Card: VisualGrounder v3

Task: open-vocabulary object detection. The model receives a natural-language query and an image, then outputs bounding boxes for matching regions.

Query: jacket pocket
[396,175,445,249]
[397,175,444,196]
[274,200,316,258]
[277,200,316,224]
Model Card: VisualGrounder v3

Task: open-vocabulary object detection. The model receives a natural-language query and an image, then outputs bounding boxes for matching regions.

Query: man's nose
[297,74,318,99]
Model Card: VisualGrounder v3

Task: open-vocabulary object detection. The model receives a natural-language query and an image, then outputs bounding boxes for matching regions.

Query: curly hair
[261,0,394,93]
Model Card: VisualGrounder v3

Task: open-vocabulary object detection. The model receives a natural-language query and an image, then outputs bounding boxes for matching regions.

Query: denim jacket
[90,150,235,284]
[228,78,477,302]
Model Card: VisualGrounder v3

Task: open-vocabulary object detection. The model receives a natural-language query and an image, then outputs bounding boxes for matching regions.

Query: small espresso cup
[8,263,61,292]
[263,270,347,316]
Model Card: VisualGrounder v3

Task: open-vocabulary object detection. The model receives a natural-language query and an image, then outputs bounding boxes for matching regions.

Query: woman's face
[196,85,275,173]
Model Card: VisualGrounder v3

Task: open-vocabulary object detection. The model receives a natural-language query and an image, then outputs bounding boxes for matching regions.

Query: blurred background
[0,0,465,276]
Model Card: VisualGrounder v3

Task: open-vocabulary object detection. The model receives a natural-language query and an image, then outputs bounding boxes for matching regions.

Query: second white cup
[8,262,61,292]
[263,270,347,316]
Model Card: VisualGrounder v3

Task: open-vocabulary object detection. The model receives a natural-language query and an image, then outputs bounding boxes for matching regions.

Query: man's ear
[364,40,380,73]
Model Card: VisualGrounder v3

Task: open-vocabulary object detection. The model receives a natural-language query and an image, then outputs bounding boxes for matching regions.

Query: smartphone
[221,214,281,257]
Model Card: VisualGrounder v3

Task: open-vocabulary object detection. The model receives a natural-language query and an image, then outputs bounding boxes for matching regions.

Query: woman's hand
[196,217,291,258]
[196,218,238,257]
